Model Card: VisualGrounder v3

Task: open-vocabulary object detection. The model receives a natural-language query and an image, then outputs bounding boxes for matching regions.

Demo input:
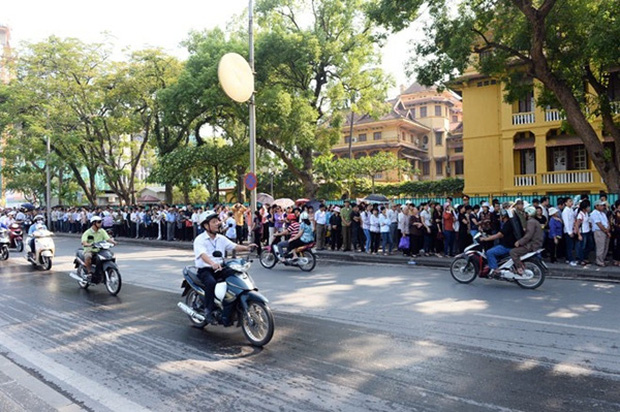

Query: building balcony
[544,109,566,122]
[514,170,595,188]
[512,112,535,125]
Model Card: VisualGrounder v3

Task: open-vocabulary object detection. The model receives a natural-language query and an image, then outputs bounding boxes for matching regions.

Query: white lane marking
[474,313,620,334]
[0,330,150,412]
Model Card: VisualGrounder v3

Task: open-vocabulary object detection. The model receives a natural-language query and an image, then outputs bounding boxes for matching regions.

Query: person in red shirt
[442,204,456,256]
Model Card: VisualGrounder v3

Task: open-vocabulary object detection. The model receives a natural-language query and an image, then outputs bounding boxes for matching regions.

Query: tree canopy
[370,0,620,191]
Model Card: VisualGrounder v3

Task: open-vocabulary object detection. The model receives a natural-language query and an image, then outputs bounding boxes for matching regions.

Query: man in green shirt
[81,215,117,275]
[340,200,353,251]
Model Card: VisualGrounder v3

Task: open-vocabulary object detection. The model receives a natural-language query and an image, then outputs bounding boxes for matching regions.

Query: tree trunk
[348,111,355,159]
[57,169,63,205]
[213,166,220,204]
[165,183,173,204]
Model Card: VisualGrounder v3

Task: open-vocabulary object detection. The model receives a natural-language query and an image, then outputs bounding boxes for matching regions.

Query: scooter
[25,229,55,270]
[177,251,275,347]
[0,228,10,260]
[259,241,316,272]
[8,222,23,252]
[69,241,122,295]
[450,233,547,289]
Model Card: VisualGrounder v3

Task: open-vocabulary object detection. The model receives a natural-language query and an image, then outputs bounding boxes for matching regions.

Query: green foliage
[375,177,464,197]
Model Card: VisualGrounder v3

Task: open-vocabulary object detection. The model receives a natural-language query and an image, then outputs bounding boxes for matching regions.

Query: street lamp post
[46,135,51,226]
[248,0,257,215]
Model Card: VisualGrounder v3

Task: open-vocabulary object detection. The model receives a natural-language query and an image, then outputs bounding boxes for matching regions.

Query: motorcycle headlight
[228,261,251,272]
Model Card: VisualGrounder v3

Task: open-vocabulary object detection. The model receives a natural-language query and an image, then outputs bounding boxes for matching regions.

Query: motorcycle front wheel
[104,267,122,296]
[450,257,477,284]
[242,300,274,347]
[15,239,23,253]
[259,249,277,269]
[516,261,545,289]
[41,256,52,271]
[298,250,316,272]
[0,245,8,261]
[185,290,208,329]
[77,267,89,289]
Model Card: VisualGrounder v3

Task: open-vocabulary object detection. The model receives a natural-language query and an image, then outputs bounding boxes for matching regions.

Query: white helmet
[90,215,102,224]
[34,215,45,221]
[199,211,219,228]
[300,211,309,220]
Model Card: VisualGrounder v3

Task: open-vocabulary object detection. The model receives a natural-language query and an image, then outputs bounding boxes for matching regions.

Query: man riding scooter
[510,206,544,275]
[27,215,47,258]
[480,209,517,278]
[81,216,117,279]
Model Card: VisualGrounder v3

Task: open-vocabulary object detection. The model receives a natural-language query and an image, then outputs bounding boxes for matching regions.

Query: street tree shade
[369,0,620,193]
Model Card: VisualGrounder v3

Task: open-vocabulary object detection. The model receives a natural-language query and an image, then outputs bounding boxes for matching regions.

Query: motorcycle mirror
[213,251,223,258]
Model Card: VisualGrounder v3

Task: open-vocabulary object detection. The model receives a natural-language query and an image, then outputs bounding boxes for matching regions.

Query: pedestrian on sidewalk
[442,204,456,257]
[612,203,620,266]
[379,206,392,255]
[562,197,577,266]
[591,200,611,267]
[341,200,352,252]
[547,208,563,263]
[330,207,343,251]
[575,200,593,265]
[369,207,380,254]
[409,205,423,257]
[351,204,363,252]
[315,204,327,250]
[361,204,372,253]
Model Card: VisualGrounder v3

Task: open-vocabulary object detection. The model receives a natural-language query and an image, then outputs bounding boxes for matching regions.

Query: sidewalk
[55,233,620,282]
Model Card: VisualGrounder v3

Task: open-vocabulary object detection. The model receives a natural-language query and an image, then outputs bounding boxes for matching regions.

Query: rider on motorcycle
[480,209,518,278]
[510,206,544,274]
[272,212,300,262]
[81,216,117,277]
[27,215,48,257]
[286,211,314,259]
[193,211,256,322]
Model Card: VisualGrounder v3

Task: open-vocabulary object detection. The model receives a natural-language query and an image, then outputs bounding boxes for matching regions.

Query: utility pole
[248,0,257,215]
[46,135,51,225]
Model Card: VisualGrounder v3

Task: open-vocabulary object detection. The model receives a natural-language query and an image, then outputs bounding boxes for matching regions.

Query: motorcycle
[0,228,10,261]
[8,222,23,252]
[25,229,55,270]
[259,241,316,272]
[69,241,122,295]
[450,233,547,289]
[177,251,275,347]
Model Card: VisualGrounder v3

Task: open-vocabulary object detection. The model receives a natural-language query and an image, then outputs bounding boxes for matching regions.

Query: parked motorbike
[69,241,122,295]
[25,229,55,270]
[450,233,547,289]
[177,251,275,347]
[0,228,10,261]
[8,223,23,252]
[259,241,316,272]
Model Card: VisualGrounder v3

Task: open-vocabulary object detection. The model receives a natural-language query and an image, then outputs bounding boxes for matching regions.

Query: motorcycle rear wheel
[259,249,277,269]
[15,239,23,253]
[185,290,208,329]
[450,257,477,284]
[242,300,274,347]
[298,250,316,272]
[104,267,122,296]
[516,261,545,289]
[0,245,8,261]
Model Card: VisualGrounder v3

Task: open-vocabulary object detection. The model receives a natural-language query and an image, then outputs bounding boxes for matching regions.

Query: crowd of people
[1,192,619,268]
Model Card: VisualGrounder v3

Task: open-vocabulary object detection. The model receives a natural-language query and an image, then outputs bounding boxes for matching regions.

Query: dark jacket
[516,218,544,252]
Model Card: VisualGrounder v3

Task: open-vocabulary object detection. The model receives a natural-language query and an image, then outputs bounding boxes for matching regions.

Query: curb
[54,233,620,282]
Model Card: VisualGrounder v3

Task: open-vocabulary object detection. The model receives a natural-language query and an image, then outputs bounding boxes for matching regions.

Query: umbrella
[303,199,321,211]
[295,198,310,206]
[257,193,275,205]
[364,194,389,203]
[137,195,161,204]
[273,198,295,209]
[20,203,35,210]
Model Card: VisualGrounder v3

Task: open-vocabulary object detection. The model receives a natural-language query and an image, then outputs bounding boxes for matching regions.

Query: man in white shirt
[561,197,577,266]
[591,200,611,267]
[314,204,327,250]
[194,212,256,321]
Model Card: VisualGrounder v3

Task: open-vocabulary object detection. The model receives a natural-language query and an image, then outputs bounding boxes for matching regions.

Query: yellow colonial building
[332,83,464,182]
[453,69,620,196]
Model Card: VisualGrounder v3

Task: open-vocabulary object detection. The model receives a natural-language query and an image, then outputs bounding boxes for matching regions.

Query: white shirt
[361,211,371,230]
[387,209,398,224]
[369,214,380,233]
[379,214,390,233]
[420,209,432,227]
[562,207,576,235]
[590,210,609,232]
[225,217,237,238]
[193,233,237,268]
[315,210,327,225]
[576,211,591,233]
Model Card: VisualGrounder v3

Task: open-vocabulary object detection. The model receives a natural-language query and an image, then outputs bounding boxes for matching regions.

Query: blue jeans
[443,230,456,256]
[576,232,594,262]
[487,244,512,269]
[364,228,371,252]
[564,233,576,262]
[381,232,392,253]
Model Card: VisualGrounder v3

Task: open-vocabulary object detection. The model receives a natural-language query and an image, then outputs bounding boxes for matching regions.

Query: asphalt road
[0,238,619,411]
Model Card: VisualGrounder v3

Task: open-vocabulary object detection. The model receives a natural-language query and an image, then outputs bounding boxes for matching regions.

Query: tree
[254,0,392,197]
[357,152,409,193]
[370,0,620,192]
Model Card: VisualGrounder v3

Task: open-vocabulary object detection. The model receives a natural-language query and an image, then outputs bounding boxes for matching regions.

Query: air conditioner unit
[352,138,357,143]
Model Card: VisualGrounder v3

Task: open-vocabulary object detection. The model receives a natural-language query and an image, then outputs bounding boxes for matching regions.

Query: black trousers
[197,266,233,312]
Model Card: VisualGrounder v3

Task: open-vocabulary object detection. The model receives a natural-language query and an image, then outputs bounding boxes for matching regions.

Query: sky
[2,0,424,98]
